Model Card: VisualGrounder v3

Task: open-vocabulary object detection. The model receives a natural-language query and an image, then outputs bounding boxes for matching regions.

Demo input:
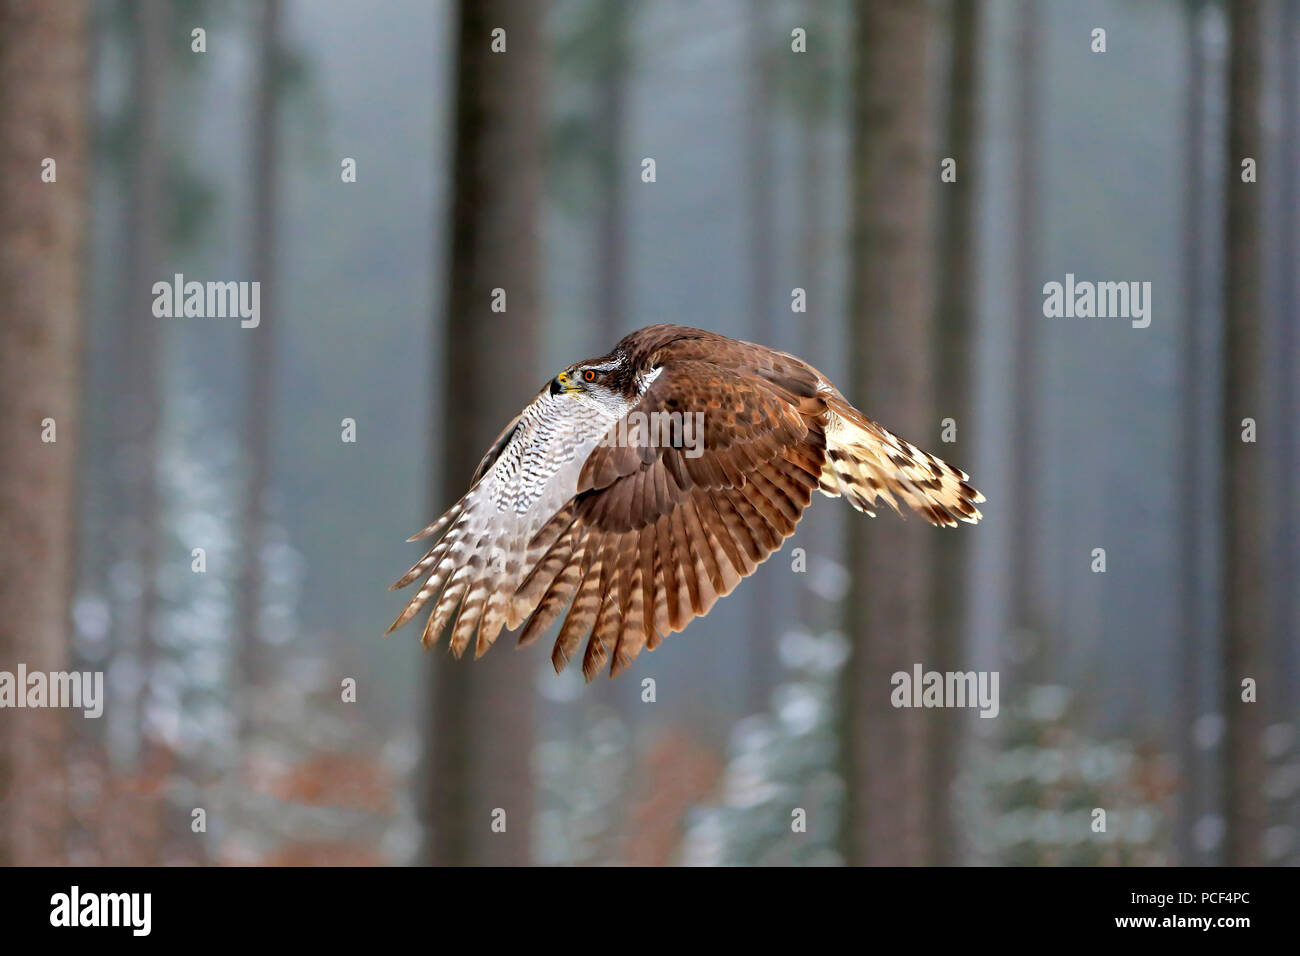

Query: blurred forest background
[1,0,1297,866]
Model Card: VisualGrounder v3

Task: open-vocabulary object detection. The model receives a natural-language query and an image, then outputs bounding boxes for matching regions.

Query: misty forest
[0,0,1297,867]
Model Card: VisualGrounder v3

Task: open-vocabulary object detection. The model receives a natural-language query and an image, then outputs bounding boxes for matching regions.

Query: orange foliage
[622,727,722,866]
[263,752,396,814]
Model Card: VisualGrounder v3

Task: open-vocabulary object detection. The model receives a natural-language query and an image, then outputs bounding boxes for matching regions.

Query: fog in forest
[1,0,1296,867]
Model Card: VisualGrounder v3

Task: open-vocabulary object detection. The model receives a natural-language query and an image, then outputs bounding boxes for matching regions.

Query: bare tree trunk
[795,139,831,638]
[1270,0,1299,749]
[795,14,831,637]
[930,0,981,866]
[1006,0,1044,672]
[1274,0,1300,862]
[746,5,775,352]
[0,0,90,866]
[587,0,630,723]
[125,0,168,756]
[1176,0,1208,867]
[594,0,629,342]
[236,0,282,740]
[1220,0,1266,867]
[841,0,935,867]
[421,0,545,866]
[745,1,779,712]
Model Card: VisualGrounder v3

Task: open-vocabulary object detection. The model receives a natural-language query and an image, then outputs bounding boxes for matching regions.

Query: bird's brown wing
[512,359,828,680]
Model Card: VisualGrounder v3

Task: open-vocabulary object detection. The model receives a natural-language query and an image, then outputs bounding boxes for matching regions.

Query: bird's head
[549,351,635,410]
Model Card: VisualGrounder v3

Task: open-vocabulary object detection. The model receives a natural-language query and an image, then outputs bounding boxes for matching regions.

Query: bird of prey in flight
[388,324,983,680]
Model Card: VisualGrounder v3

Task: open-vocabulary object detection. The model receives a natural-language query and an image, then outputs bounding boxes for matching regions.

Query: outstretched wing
[512,359,828,680]
[386,384,624,660]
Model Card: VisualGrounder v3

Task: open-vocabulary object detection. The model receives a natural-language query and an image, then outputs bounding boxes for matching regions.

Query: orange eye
[582,369,597,383]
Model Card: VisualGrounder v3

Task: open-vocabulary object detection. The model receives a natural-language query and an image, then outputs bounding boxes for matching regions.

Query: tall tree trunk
[929,0,981,866]
[1006,0,1043,671]
[745,1,779,712]
[0,0,91,866]
[594,0,628,342]
[1175,0,1208,867]
[421,0,544,866]
[1220,0,1266,867]
[587,0,630,724]
[126,0,167,755]
[795,129,829,636]
[746,5,775,352]
[841,0,935,867]
[1270,0,1299,750]
[236,0,282,741]
[794,13,831,637]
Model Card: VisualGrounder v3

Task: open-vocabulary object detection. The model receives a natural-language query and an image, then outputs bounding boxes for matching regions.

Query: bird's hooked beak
[550,371,582,395]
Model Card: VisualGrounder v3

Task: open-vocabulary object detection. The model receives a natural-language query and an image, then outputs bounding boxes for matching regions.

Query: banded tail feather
[821,396,985,528]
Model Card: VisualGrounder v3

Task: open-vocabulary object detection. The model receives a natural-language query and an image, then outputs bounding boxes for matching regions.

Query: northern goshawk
[388,324,984,679]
